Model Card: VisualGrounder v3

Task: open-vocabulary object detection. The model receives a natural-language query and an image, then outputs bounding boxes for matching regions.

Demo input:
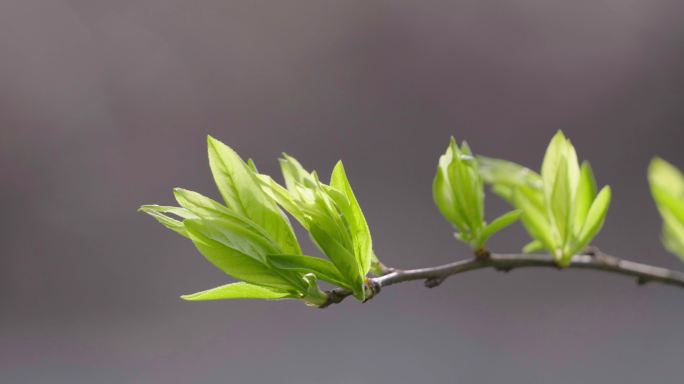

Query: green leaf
[139,205,196,238]
[649,157,684,197]
[573,162,597,234]
[330,161,373,275]
[433,154,466,233]
[541,131,580,208]
[173,188,232,218]
[268,254,350,289]
[522,240,545,253]
[184,219,305,292]
[206,136,301,255]
[477,210,522,248]
[279,154,313,193]
[478,156,542,202]
[662,215,684,261]
[514,190,555,253]
[549,157,572,247]
[310,183,353,247]
[565,145,580,201]
[369,251,386,276]
[173,188,281,244]
[541,131,568,201]
[247,158,258,172]
[448,142,481,232]
[181,282,295,301]
[256,174,308,227]
[574,186,612,253]
[308,223,365,299]
[649,159,684,224]
[648,157,684,261]
[652,185,684,225]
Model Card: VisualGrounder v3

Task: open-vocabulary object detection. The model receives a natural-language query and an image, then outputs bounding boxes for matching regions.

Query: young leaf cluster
[256,154,378,300]
[433,137,521,251]
[140,136,378,305]
[460,131,611,266]
[649,158,684,261]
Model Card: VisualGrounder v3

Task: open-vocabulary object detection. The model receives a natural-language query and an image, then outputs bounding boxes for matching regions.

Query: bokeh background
[2,1,684,383]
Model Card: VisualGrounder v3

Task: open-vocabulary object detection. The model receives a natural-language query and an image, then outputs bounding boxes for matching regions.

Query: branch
[319,247,684,308]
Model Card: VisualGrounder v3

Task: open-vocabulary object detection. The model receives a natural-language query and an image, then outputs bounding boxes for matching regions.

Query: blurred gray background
[2,1,684,383]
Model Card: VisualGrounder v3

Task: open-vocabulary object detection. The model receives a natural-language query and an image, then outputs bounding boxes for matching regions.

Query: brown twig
[320,248,684,307]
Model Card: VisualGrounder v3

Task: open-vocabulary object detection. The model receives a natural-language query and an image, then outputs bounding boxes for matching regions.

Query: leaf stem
[320,247,684,307]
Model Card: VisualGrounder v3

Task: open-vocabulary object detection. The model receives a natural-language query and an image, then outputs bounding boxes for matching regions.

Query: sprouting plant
[141,132,684,308]
[433,137,521,254]
[255,153,379,300]
[140,136,380,306]
[477,131,611,266]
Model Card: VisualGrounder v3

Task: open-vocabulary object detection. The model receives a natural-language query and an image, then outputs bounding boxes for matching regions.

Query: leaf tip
[601,185,612,200]
[552,129,566,140]
[206,135,219,150]
[180,293,200,301]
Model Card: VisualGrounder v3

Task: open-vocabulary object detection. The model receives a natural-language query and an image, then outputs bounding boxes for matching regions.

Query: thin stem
[319,247,684,308]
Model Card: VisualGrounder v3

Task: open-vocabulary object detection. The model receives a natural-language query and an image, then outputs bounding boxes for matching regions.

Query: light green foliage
[140,136,378,306]
[649,158,684,261]
[480,131,611,266]
[478,156,543,203]
[433,137,521,251]
[181,282,296,301]
[207,138,302,255]
[138,205,196,237]
[257,155,376,300]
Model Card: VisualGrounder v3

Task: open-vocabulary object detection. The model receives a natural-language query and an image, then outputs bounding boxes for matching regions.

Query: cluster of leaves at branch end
[480,131,611,266]
[257,152,380,300]
[140,136,380,306]
[433,137,521,252]
[649,158,684,261]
